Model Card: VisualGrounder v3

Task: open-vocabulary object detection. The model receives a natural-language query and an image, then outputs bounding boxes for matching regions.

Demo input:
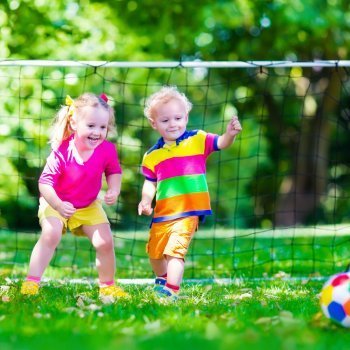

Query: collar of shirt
[154,130,199,149]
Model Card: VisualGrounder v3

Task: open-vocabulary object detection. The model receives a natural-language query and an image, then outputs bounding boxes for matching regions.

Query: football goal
[1,59,350,280]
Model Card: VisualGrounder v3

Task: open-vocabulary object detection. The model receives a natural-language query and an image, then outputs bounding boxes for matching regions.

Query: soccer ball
[320,272,350,327]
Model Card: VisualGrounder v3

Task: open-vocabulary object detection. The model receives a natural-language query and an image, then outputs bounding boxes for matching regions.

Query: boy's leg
[83,223,129,299]
[165,255,184,286]
[147,223,169,290]
[21,217,63,295]
[149,258,167,290]
[153,255,183,299]
[157,216,198,299]
[147,217,197,298]
[149,258,167,277]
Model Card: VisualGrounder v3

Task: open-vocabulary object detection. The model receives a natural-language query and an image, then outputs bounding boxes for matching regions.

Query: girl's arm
[138,180,157,216]
[104,173,122,205]
[39,183,76,218]
[217,116,242,150]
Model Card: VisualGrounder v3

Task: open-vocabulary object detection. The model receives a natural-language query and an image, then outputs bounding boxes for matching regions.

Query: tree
[1,0,350,228]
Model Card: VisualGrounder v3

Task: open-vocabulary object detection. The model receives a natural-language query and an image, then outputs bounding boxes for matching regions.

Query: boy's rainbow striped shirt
[141,130,220,223]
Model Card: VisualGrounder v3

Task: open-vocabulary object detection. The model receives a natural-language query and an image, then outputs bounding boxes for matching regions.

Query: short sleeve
[105,143,122,176]
[204,132,220,157]
[141,153,157,182]
[38,150,63,186]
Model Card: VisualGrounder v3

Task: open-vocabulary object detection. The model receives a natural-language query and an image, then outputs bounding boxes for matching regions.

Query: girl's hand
[104,189,119,205]
[226,116,242,136]
[138,200,153,216]
[56,201,76,218]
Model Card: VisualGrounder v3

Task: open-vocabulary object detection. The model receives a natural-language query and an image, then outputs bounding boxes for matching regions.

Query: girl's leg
[21,217,63,295]
[83,223,115,283]
[83,223,129,298]
[27,217,63,278]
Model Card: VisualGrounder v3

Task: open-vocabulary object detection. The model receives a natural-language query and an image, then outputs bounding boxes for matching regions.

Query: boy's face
[150,98,188,144]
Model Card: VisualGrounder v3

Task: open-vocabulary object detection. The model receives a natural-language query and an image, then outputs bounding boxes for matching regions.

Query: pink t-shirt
[39,136,122,208]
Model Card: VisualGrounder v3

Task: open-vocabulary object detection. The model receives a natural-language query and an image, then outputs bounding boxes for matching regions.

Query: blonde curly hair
[144,86,192,121]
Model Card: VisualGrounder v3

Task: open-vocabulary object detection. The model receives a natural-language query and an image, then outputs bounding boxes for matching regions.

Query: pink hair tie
[100,93,108,103]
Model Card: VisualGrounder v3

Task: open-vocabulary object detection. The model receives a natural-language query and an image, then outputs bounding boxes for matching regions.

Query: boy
[138,86,242,300]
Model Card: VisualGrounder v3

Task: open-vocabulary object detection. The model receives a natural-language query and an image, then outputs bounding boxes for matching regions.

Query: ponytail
[49,96,75,149]
[49,93,116,149]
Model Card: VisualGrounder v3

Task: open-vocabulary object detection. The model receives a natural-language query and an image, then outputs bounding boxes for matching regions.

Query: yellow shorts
[146,216,199,259]
[38,197,109,236]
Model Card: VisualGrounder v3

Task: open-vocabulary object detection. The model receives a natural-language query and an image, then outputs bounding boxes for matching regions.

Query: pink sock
[99,280,114,287]
[26,275,41,283]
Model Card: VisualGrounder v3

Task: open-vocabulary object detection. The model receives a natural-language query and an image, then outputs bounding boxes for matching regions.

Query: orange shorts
[146,216,199,259]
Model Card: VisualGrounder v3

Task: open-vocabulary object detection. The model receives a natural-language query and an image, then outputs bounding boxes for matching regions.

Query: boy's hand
[104,189,118,205]
[56,201,76,219]
[226,116,242,136]
[138,200,153,216]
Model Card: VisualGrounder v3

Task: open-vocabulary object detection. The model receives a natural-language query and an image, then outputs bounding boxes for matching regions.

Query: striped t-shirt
[141,130,220,223]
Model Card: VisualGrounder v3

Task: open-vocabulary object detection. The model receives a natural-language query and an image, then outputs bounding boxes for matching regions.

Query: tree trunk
[275,68,342,226]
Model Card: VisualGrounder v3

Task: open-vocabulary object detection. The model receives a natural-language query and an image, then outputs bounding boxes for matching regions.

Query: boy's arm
[38,183,76,218]
[138,179,157,216]
[104,173,122,205]
[217,116,242,150]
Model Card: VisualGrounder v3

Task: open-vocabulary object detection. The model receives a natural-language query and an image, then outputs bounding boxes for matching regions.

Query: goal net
[1,60,350,280]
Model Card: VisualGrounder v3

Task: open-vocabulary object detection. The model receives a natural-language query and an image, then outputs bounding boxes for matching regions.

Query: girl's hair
[49,93,116,149]
[144,86,192,120]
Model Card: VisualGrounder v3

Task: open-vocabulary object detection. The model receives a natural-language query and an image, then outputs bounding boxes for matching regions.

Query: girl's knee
[40,229,62,248]
[40,232,61,248]
[84,224,114,253]
[93,234,114,253]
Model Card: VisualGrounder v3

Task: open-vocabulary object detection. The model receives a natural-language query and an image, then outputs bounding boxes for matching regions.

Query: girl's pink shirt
[39,136,122,208]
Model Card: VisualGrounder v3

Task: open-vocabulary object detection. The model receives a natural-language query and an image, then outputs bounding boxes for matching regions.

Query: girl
[20,93,129,300]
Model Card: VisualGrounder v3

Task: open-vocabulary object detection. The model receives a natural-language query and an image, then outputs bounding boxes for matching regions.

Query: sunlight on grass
[1,278,350,350]
[1,228,350,349]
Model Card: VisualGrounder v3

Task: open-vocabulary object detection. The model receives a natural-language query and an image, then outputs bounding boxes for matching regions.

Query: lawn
[1,227,349,279]
[0,228,350,350]
[0,278,349,350]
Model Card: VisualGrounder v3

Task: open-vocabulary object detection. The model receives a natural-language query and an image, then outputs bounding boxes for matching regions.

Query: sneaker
[153,277,166,292]
[20,281,39,295]
[156,286,179,301]
[99,285,130,299]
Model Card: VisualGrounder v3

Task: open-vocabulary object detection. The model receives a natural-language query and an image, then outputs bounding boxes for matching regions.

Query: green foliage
[1,1,350,230]
[1,64,350,230]
[1,1,349,61]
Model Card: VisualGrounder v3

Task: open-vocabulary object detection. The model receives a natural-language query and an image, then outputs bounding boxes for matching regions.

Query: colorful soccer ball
[320,272,350,327]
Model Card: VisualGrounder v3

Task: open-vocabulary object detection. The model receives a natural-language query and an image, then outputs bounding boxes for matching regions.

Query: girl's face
[150,98,188,144]
[71,106,110,151]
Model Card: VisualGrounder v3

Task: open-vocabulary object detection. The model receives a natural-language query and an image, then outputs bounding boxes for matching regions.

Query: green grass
[1,227,349,279]
[0,279,349,350]
[1,228,350,349]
